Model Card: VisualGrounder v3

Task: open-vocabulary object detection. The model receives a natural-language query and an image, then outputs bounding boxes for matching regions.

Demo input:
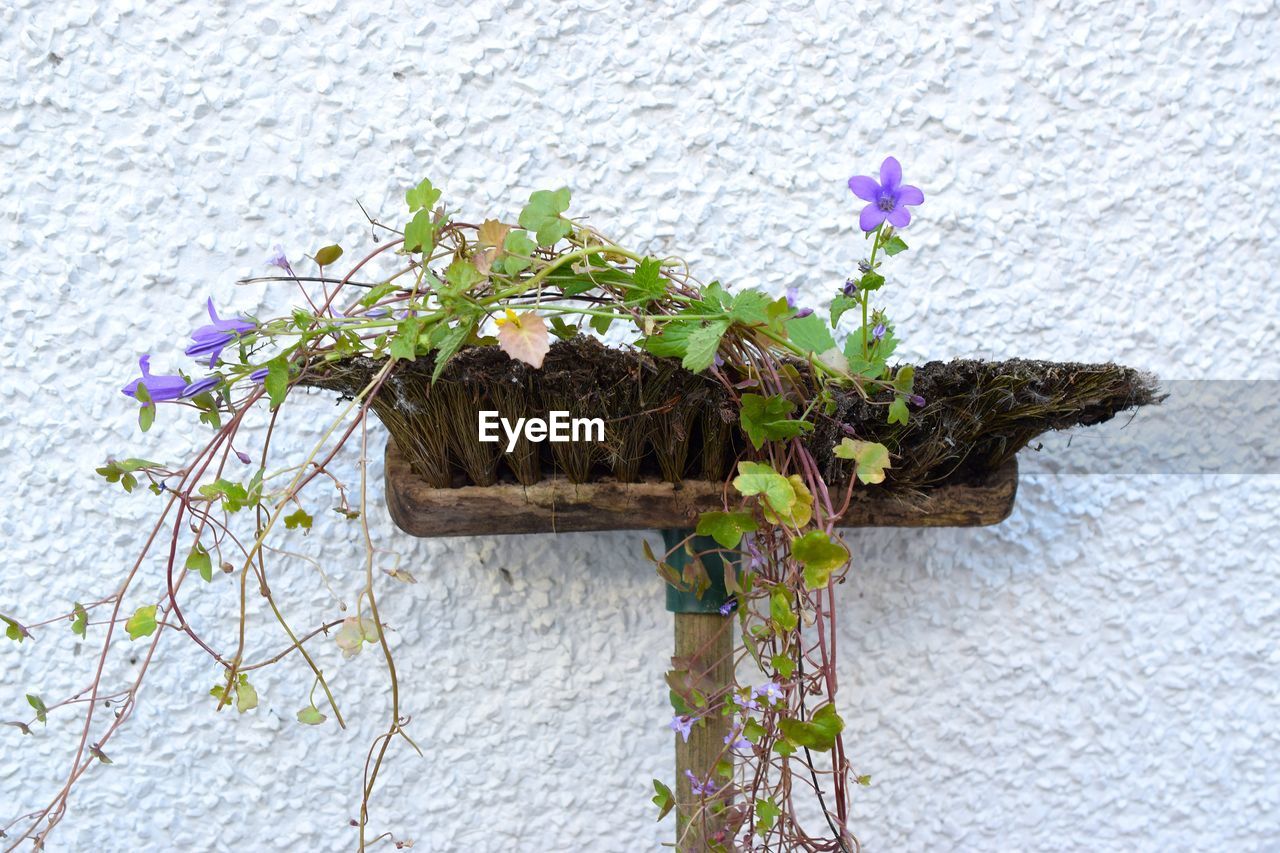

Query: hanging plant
[1,162,1156,851]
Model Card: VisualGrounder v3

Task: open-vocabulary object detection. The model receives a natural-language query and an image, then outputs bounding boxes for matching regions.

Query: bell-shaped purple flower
[181,376,220,398]
[847,157,924,232]
[121,355,187,402]
[185,298,256,367]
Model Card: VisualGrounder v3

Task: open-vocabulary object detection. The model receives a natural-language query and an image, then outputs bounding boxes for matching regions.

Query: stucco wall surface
[2,1,1278,851]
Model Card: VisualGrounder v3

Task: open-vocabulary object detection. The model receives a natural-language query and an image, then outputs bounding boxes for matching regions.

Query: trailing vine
[2,158,928,851]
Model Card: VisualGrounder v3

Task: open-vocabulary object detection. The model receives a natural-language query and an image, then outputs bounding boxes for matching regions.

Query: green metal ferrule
[660,528,737,615]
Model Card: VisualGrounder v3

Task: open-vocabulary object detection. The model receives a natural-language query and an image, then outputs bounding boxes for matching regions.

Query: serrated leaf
[296,705,326,725]
[730,289,771,325]
[389,316,422,361]
[403,208,435,254]
[443,259,483,295]
[793,530,849,589]
[738,393,813,450]
[860,271,885,291]
[695,511,758,549]
[314,244,343,267]
[779,703,844,752]
[639,321,692,358]
[627,257,666,306]
[681,320,729,373]
[833,438,892,484]
[186,544,213,582]
[125,605,157,640]
[883,235,908,256]
[830,294,859,328]
[785,312,836,354]
[477,218,510,249]
[733,461,796,516]
[430,321,472,382]
[497,311,550,368]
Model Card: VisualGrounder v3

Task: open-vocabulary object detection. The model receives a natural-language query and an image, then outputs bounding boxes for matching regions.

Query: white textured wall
[2,1,1278,851]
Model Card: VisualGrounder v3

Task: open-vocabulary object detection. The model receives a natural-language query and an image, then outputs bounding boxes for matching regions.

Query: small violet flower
[684,769,721,798]
[185,298,256,368]
[718,598,737,616]
[847,157,925,233]
[754,681,785,704]
[842,277,860,298]
[872,322,887,342]
[249,367,270,383]
[910,394,926,407]
[741,535,766,572]
[724,726,751,750]
[267,244,295,275]
[668,715,694,743]
[785,285,813,319]
[121,355,188,402]
[181,376,220,398]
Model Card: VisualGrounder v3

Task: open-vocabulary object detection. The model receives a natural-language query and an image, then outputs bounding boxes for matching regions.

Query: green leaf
[186,544,213,582]
[732,461,796,516]
[652,779,675,821]
[770,653,795,680]
[695,511,758,549]
[589,313,613,335]
[779,703,844,752]
[27,694,47,724]
[501,230,536,274]
[639,322,693,358]
[517,188,572,246]
[264,356,289,409]
[314,244,343,267]
[403,209,435,254]
[405,177,442,212]
[389,316,422,361]
[830,294,859,328]
[71,603,88,638]
[296,705,326,725]
[682,320,729,373]
[882,235,908,256]
[627,257,667,306]
[729,289,771,325]
[833,438,892,484]
[755,798,782,833]
[769,587,797,633]
[888,397,910,425]
[785,312,836,355]
[738,393,813,450]
[3,614,27,643]
[430,322,472,383]
[859,271,885,291]
[359,281,399,307]
[235,675,258,713]
[125,605,157,640]
[549,316,578,341]
[792,530,850,589]
[138,401,155,432]
[893,365,915,394]
[443,259,483,295]
[283,508,313,531]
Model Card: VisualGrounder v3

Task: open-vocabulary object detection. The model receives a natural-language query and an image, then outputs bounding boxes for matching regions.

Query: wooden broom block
[383,437,1018,537]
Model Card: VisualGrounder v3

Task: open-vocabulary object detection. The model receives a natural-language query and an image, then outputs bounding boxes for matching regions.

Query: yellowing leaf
[314,244,343,266]
[125,605,157,640]
[792,530,850,589]
[497,311,550,368]
[732,461,796,517]
[477,219,511,249]
[763,475,812,528]
[833,438,892,484]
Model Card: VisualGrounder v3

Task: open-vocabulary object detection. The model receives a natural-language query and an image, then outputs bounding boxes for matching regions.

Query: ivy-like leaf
[405,178,442,213]
[695,511,758,549]
[792,530,849,589]
[283,508,313,531]
[403,209,435,254]
[235,675,258,713]
[497,311,551,369]
[125,605,157,640]
[733,461,796,517]
[738,393,813,450]
[27,694,47,725]
[888,397,910,425]
[517,188,572,246]
[833,438,892,484]
[779,703,844,752]
[186,544,213,582]
[755,798,782,833]
[762,474,813,529]
[296,705,326,725]
[501,230,537,274]
[769,587,798,633]
[652,779,675,821]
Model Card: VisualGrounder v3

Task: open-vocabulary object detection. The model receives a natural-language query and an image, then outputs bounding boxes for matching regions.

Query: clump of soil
[305,337,1160,490]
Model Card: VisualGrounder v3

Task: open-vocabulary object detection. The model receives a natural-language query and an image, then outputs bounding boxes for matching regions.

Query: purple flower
[741,535,765,572]
[249,367,269,383]
[724,726,751,750]
[267,244,294,275]
[235,450,253,465]
[718,598,737,616]
[684,769,721,797]
[185,299,256,368]
[668,715,694,743]
[910,394,926,407]
[737,691,761,713]
[842,277,860,298]
[872,322,886,341]
[121,355,187,402]
[785,286,813,319]
[754,682,785,704]
[181,376,220,398]
[848,157,924,232]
